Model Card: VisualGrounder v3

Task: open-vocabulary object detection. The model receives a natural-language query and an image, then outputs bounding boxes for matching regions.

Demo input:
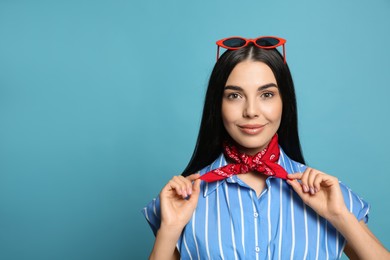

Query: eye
[227,93,241,99]
[261,92,274,99]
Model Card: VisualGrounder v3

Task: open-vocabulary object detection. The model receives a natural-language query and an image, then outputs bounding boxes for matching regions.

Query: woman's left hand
[287,168,349,222]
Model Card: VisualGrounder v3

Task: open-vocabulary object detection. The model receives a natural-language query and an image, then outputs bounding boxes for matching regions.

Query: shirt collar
[201,153,227,197]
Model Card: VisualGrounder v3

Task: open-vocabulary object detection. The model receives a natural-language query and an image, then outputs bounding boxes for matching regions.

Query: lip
[238,124,266,135]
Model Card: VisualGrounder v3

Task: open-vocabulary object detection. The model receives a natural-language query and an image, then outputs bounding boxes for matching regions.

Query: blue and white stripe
[143,148,370,259]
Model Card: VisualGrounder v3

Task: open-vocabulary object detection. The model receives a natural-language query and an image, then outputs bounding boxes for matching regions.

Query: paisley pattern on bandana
[200,134,288,182]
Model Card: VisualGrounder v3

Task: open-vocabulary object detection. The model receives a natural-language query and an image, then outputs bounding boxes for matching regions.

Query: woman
[142,36,389,259]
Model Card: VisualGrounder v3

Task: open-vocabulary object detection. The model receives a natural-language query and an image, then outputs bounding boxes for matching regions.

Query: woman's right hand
[159,173,201,231]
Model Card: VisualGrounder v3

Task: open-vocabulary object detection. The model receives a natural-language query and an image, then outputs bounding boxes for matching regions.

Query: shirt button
[254,212,259,218]
[255,246,260,252]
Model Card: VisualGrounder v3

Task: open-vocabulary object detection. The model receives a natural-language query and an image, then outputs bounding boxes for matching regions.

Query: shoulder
[278,147,307,174]
[338,181,370,223]
[198,153,227,176]
[279,148,370,222]
[141,197,161,235]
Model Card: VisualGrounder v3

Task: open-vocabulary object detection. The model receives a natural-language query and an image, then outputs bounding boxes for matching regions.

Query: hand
[287,168,349,223]
[159,173,201,231]
[288,169,390,260]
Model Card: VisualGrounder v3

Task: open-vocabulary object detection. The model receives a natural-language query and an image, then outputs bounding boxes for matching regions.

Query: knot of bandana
[200,134,288,182]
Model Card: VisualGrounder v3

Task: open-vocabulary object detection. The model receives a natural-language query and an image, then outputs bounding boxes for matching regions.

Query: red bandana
[200,134,288,182]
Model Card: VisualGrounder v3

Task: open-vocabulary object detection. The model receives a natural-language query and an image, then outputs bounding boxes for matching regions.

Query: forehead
[226,61,277,87]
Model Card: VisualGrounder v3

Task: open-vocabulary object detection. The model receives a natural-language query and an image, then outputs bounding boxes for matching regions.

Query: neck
[236,143,269,156]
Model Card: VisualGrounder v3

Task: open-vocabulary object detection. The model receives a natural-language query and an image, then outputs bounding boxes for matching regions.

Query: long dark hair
[182,45,305,176]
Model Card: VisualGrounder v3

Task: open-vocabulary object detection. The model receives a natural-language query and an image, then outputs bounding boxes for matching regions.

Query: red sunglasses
[216,36,287,63]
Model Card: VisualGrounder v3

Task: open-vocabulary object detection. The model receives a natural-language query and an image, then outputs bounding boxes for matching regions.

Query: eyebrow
[224,83,278,91]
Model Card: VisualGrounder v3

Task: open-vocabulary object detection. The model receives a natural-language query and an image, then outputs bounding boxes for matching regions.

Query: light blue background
[0,0,389,259]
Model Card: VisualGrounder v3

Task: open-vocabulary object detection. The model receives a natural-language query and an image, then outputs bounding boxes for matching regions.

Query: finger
[313,172,325,193]
[178,175,194,197]
[186,173,200,182]
[180,174,198,196]
[318,174,339,188]
[186,173,201,195]
[176,175,194,198]
[194,178,201,191]
[170,176,190,198]
[307,169,319,195]
[188,179,201,204]
[287,173,303,180]
[164,179,183,196]
[300,168,312,193]
[287,179,307,199]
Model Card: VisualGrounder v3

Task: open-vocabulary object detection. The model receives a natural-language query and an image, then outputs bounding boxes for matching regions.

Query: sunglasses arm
[216,46,220,61]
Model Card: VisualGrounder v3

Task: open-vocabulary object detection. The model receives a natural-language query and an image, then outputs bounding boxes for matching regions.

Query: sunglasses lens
[223,38,246,48]
[256,37,280,47]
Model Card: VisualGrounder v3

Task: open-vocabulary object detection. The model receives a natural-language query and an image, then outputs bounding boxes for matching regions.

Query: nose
[243,99,259,118]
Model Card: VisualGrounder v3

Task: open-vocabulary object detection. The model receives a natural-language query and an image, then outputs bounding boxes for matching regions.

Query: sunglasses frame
[216,36,287,63]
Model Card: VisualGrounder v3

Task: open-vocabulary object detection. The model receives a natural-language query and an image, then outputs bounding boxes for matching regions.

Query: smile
[238,124,266,135]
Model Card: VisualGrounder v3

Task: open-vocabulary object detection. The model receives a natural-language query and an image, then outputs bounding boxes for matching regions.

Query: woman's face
[222,60,283,155]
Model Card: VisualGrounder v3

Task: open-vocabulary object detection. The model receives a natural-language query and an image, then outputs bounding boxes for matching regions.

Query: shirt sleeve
[141,196,162,236]
[339,182,370,223]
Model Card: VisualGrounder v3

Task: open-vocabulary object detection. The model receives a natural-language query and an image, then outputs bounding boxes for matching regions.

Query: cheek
[262,100,283,121]
[221,102,238,126]
[221,104,230,126]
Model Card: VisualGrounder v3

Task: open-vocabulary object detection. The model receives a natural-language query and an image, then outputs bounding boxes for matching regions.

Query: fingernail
[314,188,319,193]
[303,185,309,193]
[309,187,315,195]
[188,188,192,195]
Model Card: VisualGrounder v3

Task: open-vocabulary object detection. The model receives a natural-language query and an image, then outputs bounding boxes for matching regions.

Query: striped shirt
[142,148,370,260]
